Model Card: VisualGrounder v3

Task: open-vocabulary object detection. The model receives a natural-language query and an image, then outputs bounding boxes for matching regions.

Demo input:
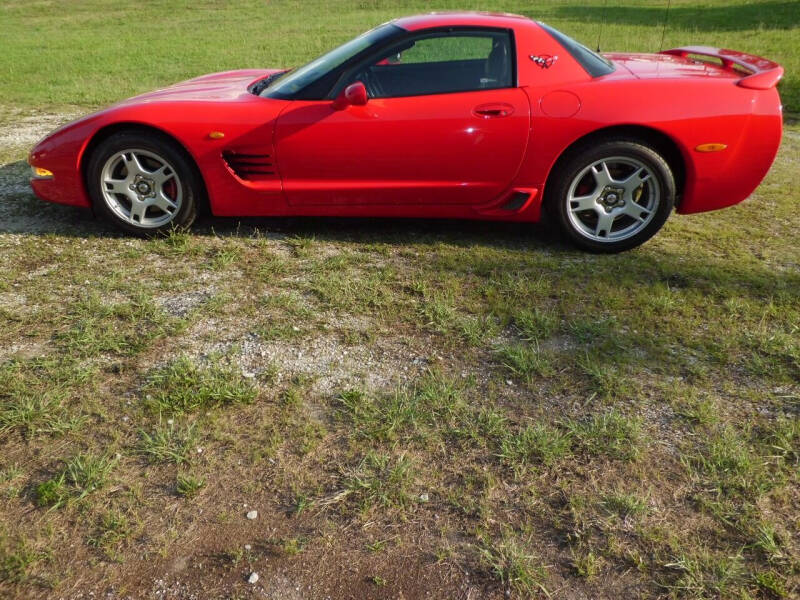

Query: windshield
[263,23,402,98]
[538,22,615,78]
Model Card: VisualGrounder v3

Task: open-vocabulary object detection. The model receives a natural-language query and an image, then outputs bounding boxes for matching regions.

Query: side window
[347,29,513,98]
[397,36,494,64]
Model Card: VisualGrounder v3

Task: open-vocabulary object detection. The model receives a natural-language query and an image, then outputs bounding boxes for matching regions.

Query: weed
[336,371,467,443]
[0,464,23,483]
[751,522,787,564]
[257,253,290,279]
[572,549,603,579]
[36,452,117,508]
[763,417,799,466]
[664,551,746,598]
[0,393,67,437]
[578,352,632,400]
[142,355,257,414]
[157,228,197,256]
[266,536,307,556]
[754,570,788,598]
[0,533,39,584]
[514,307,559,340]
[600,490,648,518]
[285,234,315,257]
[176,473,206,498]
[139,421,199,464]
[478,530,549,597]
[685,426,771,498]
[566,410,644,461]
[497,342,555,380]
[366,539,388,553]
[56,292,176,358]
[343,452,414,511]
[35,474,69,508]
[673,395,719,428]
[292,493,313,516]
[499,423,571,470]
[209,245,241,270]
[88,510,134,559]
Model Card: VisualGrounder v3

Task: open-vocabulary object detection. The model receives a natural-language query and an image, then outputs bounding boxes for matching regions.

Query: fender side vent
[222,151,275,180]
[502,191,531,211]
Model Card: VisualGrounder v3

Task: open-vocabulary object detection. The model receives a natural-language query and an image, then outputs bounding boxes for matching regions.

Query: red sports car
[28,11,783,252]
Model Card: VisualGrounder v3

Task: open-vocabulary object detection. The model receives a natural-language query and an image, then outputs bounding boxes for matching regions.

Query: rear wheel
[87,131,199,235]
[547,139,675,253]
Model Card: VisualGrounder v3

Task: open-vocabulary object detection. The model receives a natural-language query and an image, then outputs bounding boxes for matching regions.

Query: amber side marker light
[208,131,225,139]
[695,143,728,153]
[31,166,54,178]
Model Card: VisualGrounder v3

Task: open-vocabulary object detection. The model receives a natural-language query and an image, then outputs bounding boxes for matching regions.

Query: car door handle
[473,103,515,118]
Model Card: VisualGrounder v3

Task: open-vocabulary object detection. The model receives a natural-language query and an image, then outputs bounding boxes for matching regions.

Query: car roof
[392,11,534,32]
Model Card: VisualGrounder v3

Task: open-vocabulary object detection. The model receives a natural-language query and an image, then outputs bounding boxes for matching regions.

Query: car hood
[116,69,285,105]
[604,52,740,80]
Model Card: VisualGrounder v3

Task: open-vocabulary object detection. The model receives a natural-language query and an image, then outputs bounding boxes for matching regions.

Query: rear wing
[661,46,783,90]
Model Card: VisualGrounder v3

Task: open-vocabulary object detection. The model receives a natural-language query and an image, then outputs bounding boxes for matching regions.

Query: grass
[342,451,416,512]
[478,530,550,598]
[176,473,206,498]
[0,533,40,585]
[36,453,117,509]
[499,423,572,470]
[142,355,258,414]
[566,410,645,461]
[0,1,799,598]
[138,421,199,465]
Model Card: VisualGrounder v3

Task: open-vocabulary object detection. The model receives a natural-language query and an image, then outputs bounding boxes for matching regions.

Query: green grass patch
[478,530,549,598]
[499,423,572,471]
[0,531,41,584]
[141,355,257,414]
[36,452,117,509]
[343,451,415,512]
[176,473,206,498]
[138,421,199,465]
[566,410,645,461]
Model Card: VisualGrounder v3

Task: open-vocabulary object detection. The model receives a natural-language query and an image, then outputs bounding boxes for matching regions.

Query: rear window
[538,22,615,78]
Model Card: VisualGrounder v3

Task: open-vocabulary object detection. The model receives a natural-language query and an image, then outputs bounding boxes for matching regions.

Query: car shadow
[2,158,798,307]
[0,158,567,251]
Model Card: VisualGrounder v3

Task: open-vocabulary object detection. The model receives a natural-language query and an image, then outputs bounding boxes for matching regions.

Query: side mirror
[332,81,368,110]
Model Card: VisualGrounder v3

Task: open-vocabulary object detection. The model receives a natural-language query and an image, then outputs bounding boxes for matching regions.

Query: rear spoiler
[661,46,783,90]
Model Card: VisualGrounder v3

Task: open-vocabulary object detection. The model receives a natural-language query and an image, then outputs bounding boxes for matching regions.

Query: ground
[0,1,799,599]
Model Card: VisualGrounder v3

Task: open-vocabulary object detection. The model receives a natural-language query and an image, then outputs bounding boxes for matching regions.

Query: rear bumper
[676,87,782,215]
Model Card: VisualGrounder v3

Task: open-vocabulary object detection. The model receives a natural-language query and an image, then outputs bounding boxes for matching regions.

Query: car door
[273,28,530,206]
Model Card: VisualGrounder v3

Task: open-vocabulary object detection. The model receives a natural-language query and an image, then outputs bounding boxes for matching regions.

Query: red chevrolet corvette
[28,12,783,252]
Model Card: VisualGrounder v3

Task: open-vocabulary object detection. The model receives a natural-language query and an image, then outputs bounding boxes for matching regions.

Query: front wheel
[86,131,200,235]
[547,139,676,253]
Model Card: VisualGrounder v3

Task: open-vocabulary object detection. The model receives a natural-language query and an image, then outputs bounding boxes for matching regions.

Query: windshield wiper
[250,70,289,95]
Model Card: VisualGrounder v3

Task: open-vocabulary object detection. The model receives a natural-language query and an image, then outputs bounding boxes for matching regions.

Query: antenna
[659,0,672,52]
[596,0,609,52]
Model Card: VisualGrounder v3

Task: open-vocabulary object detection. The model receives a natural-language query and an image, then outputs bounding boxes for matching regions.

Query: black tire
[546,139,675,253]
[86,130,200,236]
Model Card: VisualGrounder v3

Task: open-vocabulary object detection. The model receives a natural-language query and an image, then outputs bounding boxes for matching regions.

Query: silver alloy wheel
[565,156,659,242]
[100,149,183,228]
